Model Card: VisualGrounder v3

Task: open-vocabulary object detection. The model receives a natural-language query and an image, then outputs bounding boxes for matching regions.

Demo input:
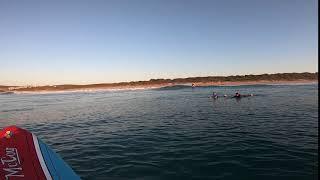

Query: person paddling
[234,92,241,98]
[212,92,218,99]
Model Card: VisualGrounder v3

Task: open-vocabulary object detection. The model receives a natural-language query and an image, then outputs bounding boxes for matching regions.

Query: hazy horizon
[0,0,318,86]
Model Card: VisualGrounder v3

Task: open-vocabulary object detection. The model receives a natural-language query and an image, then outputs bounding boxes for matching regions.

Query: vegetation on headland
[0,72,318,92]
[147,72,318,84]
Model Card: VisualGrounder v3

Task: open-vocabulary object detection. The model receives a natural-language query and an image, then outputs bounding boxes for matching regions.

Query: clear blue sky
[0,0,318,85]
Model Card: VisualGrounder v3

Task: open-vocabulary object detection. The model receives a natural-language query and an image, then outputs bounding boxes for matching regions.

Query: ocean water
[0,84,318,180]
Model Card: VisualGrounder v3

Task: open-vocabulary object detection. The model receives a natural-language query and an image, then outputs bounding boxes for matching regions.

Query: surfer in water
[212,92,218,99]
[234,92,241,98]
[234,92,254,98]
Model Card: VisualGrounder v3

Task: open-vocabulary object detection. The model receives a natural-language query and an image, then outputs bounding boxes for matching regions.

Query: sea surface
[0,83,318,180]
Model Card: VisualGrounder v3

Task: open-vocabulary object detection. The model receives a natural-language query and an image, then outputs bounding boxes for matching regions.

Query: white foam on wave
[12,86,162,95]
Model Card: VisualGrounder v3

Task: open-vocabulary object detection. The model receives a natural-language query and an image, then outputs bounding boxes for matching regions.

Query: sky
[0,0,318,85]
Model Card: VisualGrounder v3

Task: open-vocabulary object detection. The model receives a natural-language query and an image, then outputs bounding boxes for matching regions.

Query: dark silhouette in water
[234,92,241,98]
[209,92,253,99]
[212,92,218,99]
[233,92,254,98]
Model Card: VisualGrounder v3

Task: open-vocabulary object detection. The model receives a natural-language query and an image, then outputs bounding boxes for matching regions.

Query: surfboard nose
[1,126,81,180]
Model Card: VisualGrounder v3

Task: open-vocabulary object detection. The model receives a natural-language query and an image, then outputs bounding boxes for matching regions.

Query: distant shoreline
[0,72,318,93]
[0,80,317,94]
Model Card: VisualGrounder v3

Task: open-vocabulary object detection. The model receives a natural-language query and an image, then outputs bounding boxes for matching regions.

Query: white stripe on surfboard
[32,133,53,180]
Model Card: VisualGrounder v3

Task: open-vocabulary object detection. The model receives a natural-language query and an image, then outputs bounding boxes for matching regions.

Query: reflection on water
[0,84,318,179]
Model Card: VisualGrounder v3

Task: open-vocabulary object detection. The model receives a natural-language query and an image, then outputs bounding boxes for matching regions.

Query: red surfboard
[0,126,80,180]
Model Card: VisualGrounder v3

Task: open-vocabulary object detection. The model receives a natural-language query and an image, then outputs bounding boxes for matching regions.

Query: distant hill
[145,72,318,84]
